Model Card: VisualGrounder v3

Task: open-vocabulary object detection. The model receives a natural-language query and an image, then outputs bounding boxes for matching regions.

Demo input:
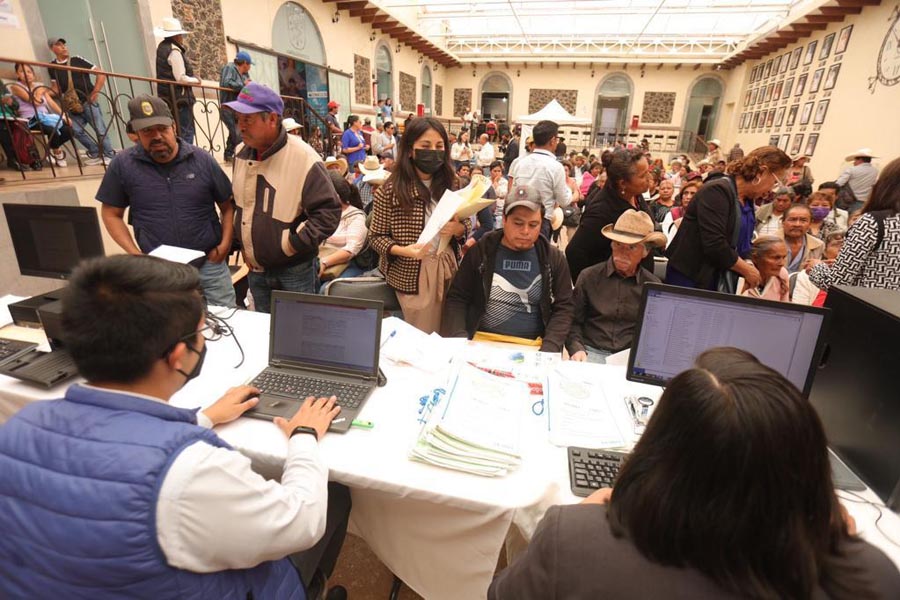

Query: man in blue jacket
[0,255,349,599]
[219,50,252,162]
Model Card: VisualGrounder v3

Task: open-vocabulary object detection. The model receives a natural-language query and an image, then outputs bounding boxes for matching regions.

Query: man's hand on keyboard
[202,385,260,426]
[580,487,613,505]
[274,395,341,440]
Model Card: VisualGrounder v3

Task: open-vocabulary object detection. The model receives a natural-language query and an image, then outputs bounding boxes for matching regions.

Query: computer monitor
[627,283,830,397]
[3,203,105,280]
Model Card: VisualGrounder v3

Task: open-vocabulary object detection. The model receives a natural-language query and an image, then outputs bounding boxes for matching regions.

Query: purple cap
[223,82,284,115]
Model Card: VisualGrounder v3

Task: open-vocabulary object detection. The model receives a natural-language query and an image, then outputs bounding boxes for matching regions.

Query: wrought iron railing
[0,57,335,182]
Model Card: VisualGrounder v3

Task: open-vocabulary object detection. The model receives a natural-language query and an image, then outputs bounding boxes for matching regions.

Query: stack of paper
[418,175,493,253]
[547,362,627,449]
[410,362,526,477]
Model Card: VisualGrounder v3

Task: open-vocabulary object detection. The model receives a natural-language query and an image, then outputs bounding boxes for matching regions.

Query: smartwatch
[290,425,319,441]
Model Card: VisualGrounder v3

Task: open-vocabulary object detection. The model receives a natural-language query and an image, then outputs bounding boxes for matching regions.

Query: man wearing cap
[325,101,342,136]
[340,115,368,166]
[442,184,574,352]
[47,37,115,164]
[836,148,879,212]
[567,209,664,363]
[96,95,237,308]
[508,120,576,239]
[226,83,341,311]
[219,51,252,162]
[155,18,200,144]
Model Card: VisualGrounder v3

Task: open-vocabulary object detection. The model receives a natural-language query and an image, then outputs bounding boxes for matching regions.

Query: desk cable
[207,308,245,369]
[837,490,900,549]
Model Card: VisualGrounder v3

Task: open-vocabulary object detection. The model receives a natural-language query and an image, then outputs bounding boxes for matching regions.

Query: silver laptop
[244,291,383,433]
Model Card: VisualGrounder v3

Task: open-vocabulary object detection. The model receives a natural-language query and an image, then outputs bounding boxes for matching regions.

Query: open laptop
[243,291,383,433]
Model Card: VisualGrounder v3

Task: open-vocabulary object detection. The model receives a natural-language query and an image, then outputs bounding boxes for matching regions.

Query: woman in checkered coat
[368,117,470,333]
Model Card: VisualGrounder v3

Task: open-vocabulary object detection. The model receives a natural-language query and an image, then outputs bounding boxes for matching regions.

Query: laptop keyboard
[568,447,629,497]
[252,371,369,410]
[0,337,37,363]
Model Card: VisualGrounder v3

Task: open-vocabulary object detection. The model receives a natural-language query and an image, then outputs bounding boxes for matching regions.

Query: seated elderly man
[779,203,824,274]
[442,184,574,352]
[567,210,665,363]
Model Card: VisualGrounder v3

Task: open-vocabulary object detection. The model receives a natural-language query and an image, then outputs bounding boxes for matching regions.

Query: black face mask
[176,342,206,384]
[412,149,445,175]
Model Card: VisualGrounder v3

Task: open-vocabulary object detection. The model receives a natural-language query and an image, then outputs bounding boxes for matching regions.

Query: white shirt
[82,386,329,572]
[835,163,879,203]
[507,148,572,217]
[477,142,495,167]
[168,48,201,84]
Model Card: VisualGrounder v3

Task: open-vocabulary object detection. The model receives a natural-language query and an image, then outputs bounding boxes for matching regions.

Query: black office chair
[321,276,402,316]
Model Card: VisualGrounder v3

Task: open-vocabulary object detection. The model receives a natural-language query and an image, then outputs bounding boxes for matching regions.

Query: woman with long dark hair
[565,148,654,282]
[490,347,899,599]
[368,117,469,333]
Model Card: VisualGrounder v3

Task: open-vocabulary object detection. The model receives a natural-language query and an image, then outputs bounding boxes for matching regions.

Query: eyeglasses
[772,171,787,189]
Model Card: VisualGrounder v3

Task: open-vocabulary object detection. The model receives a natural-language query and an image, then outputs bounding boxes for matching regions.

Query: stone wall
[528,89,577,114]
[354,55,371,105]
[435,83,443,116]
[641,92,676,124]
[399,72,416,112]
[171,0,227,81]
[453,88,472,117]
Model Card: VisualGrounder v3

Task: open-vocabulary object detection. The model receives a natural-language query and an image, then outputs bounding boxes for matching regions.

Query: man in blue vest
[0,255,349,599]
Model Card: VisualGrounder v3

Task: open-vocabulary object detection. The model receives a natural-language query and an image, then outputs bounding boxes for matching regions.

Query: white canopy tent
[517,99,591,126]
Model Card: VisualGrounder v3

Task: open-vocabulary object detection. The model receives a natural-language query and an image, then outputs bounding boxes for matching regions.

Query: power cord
[838,489,900,549]
[207,309,245,368]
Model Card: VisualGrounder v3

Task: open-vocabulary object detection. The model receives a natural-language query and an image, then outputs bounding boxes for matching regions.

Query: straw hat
[358,155,381,175]
[550,206,565,230]
[154,17,190,38]
[708,139,721,147]
[324,156,348,176]
[844,148,878,161]
[601,209,667,247]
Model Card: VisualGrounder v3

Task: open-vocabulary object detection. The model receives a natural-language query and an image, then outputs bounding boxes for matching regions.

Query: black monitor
[3,203,105,280]
[627,283,830,397]
[810,286,900,509]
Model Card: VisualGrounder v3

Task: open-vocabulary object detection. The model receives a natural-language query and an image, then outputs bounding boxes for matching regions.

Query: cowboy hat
[154,17,190,38]
[363,168,388,184]
[601,209,667,248]
[550,206,565,231]
[844,148,878,161]
[790,154,809,163]
[282,117,302,132]
[707,139,721,147]
[358,155,382,175]
[324,156,348,176]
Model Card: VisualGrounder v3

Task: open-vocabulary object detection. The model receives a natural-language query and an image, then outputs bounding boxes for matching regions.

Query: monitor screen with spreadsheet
[627,283,831,396]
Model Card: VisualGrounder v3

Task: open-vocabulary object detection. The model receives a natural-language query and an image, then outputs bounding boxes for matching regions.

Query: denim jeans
[249,259,318,313]
[222,110,241,159]
[70,102,114,158]
[178,102,195,145]
[584,345,613,364]
[197,260,237,308]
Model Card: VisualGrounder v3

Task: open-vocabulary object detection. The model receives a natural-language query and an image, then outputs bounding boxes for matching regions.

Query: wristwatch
[290,425,319,441]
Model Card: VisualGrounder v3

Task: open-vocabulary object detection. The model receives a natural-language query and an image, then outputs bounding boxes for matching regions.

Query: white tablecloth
[2,309,899,599]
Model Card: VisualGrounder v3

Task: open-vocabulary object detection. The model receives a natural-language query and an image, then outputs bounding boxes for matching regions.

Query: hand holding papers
[417,175,492,254]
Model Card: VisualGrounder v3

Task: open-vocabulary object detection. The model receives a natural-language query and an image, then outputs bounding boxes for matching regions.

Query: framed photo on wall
[753,111,762,128]
[814,99,830,124]
[779,134,791,152]
[790,46,803,69]
[805,133,820,156]
[824,64,841,90]
[836,25,853,54]
[783,77,795,97]
[804,40,818,66]
[795,73,808,96]
[781,53,790,74]
[764,84,774,102]
[800,101,814,125]
[774,55,783,74]
[751,88,759,104]
[750,66,758,83]
[744,90,751,106]
[819,33,836,61]
[787,104,799,127]
[774,106,786,127]
[769,134,781,147]
[766,108,776,128]
[809,68,825,94]
[791,134,805,156]
[764,60,772,79]
[773,81,783,101]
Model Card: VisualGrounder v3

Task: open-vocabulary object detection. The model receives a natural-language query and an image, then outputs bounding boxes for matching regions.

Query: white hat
[708,139,721,147]
[358,155,381,175]
[282,117,302,132]
[844,148,878,161]
[154,17,190,38]
[363,168,388,184]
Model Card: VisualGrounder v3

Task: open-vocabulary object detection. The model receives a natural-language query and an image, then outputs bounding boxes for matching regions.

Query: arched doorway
[421,66,432,114]
[682,76,724,152]
[593,73,633,146]
[479,72,512,122]
[272,1,326,65]
[375,43,393,104]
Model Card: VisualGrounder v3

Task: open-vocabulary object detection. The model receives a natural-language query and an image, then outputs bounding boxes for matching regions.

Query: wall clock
[870,5,900,92]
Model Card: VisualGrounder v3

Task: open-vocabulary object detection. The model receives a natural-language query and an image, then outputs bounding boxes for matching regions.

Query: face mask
[176,342,206,383]
[811,207,831,221]
[413,149,445,175]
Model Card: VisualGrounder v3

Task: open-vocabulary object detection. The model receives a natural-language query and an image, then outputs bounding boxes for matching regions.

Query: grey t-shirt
[481,245,543,339]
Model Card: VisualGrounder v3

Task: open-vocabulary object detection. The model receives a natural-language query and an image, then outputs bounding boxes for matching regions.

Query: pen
[381,330,396,348]
[351,419,374,429]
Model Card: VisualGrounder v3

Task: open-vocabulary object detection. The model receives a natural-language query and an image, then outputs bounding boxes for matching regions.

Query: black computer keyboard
[568,447,629,497]
[251,371,369,410]
[0,337,37,364]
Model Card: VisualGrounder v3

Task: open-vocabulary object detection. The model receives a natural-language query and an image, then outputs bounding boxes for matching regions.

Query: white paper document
[547,363,626,449]
[416,189,466,248]
[149,245,206,265]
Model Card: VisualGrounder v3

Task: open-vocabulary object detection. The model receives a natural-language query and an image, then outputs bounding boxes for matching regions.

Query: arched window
[593,73,633,145]
[421,66,432,113]
[479,72,512,122]
[272,2,326,65]
[375,44,393,102]
[682,76,724,151]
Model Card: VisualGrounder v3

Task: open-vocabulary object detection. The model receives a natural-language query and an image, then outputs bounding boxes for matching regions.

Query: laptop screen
[627,283,829,396]
[271,293,381,374]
